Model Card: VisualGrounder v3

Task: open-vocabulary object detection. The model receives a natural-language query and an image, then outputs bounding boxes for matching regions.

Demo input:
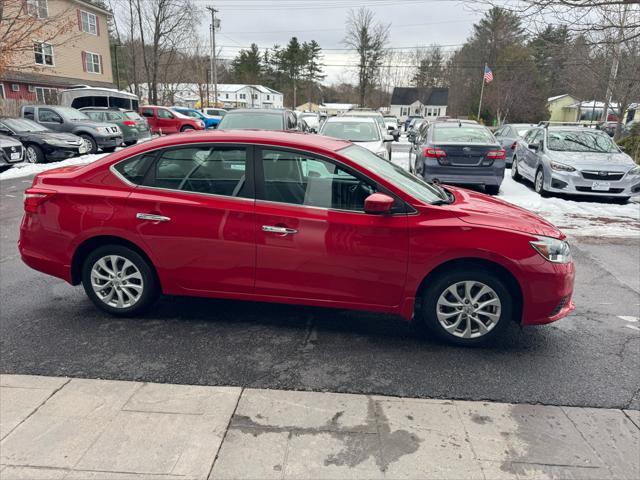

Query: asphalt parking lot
[1,142,638,410]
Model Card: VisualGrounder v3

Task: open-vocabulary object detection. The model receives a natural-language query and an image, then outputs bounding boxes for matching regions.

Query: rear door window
[38,108,62,123]
[144,146,251,198]
[157,109,174,119]
[141,108,154,118]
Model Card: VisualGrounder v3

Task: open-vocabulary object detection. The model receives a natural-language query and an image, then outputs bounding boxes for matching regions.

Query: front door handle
[262,225,298,235]
[136,213,171,222]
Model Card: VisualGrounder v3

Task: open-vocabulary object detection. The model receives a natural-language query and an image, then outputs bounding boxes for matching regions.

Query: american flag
[484,65,494,83]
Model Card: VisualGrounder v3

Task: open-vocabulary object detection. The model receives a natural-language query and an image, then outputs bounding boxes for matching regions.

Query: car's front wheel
[79,134,97,154]
[419,268,512,346]
[534,168,548,197]
[81,245,159,316]
[180,125,195,132]
[25,144,45,164]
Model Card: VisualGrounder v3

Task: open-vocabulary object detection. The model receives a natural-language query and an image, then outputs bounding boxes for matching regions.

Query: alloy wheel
[511,159,518,178]
[436,281,501,339]
[535,170,544,193]
[90,255,144,309]
[26,147,38,163]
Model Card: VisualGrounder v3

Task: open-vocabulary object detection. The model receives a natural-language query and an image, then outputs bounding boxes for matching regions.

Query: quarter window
[146,147,250,198]
[85,52,101,73]
[81,11,98,34]
[260,149,376,211]
[34,42,54,66]
[113,154,155,185]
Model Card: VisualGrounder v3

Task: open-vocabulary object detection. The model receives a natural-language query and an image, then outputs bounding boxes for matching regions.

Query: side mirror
[383,135,394,142]
[528,142,539,151]
[364,193,394,214]
[0,127,12,135]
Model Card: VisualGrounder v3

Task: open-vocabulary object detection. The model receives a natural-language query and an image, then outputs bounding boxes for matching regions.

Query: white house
[134,83,283,109]
[390,87,448,121]
[319,103,358,116]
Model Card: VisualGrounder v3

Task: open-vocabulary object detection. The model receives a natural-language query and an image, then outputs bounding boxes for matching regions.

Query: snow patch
[0,152,111,181]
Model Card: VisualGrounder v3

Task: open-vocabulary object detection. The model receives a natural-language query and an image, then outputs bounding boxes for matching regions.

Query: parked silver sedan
[494,123,536,166]
[511,126,640,201]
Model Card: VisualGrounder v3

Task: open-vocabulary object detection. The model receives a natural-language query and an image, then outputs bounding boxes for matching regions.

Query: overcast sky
[194,0,487,84]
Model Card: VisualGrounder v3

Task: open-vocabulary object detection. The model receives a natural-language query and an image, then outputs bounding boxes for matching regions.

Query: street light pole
[206,6,219,107]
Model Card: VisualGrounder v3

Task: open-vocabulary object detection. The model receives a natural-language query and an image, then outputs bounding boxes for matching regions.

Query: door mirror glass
[383,134,394,142]
[364,193,394,214]
[528,142,540,151]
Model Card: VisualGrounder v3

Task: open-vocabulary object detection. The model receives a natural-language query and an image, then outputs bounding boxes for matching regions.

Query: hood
[547,150,635,171]
[0,135,22,147]
[19,131,82,144]
[354,140,385,153]
[446,186,563,238]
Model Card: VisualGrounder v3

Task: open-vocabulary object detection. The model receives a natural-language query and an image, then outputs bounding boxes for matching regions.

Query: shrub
[617,123,640,164]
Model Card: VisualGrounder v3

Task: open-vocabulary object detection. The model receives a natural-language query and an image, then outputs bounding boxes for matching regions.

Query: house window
[239,93,246,100]
[81,11,98,35]
[252,94,258,100]
[0,84,4,99]
[35,87,57,104]
[267,94,270,100]
[34,42,54,66]
[225,93,229,99]
[85,52,101,73]
[11,84,20,92]
[28,85,36,93]
[26,0,48,18]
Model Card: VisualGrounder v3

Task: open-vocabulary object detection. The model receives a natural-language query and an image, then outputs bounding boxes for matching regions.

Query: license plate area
[10,152,21,160]
[592,181,611,191]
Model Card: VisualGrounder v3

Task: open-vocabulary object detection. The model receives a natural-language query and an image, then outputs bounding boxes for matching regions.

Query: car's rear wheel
[534,168,548,197]
[82,245,159,316]
[511,157,521,181]
[25,144,45,164]
[418,268,512,346]
[124,140,138,146]
[180,125,195,132]
[102,147,117,153]
[79,134,97,154]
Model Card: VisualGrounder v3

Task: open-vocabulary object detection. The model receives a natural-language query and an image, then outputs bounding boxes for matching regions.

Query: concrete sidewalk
[0,375,638,480]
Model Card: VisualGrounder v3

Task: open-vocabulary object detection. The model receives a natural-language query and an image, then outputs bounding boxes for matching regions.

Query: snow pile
[0,152,111,181]
[499,170,639,237]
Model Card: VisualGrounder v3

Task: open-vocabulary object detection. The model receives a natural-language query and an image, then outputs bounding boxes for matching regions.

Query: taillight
[486,149,506,160]
[510,141,517,150]
[123,120,136,126]
[423,148,447,158]
[24,188,55,213]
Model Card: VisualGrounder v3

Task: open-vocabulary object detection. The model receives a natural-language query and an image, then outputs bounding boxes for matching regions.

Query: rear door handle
[136,213,171,222]
[262,225,298,235]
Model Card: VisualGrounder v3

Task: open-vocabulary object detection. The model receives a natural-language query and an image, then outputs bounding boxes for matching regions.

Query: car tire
[25,144,45,164]
[418,268,513,346]
[79,134,98,154]
[102,147,117,153]
[124,140,138,146]
[485,185,500,195]
[81,245,159,317]
[511,157,521,181]
[180,125,195,132]
[534,168,548,197]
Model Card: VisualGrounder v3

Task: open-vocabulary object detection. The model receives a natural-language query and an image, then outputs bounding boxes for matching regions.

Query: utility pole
[206,6,219,108]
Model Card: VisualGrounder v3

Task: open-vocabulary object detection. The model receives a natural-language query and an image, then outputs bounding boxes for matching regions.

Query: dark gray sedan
[494,123,535,166]
[409,122,506,195]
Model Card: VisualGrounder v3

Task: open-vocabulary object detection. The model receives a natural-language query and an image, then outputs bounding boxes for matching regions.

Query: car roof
[226,108,286,115]
[324,116,376,124]
[341,110,383,117]
[121,130,352,152]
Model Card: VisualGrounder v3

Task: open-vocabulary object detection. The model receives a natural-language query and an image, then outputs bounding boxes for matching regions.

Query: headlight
[530,236,571,264]
[550,161,576,172]
[95,127,108,134]
[628,165,640,175]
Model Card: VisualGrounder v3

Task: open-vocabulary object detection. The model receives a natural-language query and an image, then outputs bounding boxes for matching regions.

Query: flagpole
[477,62,487,121]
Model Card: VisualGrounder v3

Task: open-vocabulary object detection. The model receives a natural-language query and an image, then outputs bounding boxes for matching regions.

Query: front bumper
[96,135,123,148]
[522,259,575,326]
[46,144,86,159]
[545,170,640,197]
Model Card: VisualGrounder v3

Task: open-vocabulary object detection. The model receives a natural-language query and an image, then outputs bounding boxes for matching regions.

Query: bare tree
[343,7,390,107]
[0,0,77,76]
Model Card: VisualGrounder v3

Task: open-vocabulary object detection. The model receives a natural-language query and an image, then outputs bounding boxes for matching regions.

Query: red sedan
[19,130,575,345]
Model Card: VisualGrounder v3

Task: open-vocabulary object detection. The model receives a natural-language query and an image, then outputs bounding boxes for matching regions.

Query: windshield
[322,121,380,142]
[340,144,444,204]
[55,107,89,121]
[2,118,49,132]
[218,113,283,130]
[547,130,619,153]
[433,126,495,143]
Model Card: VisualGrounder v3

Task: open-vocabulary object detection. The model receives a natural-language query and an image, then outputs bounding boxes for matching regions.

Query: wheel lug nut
[474,304,478,308]
[457,306,463,310]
